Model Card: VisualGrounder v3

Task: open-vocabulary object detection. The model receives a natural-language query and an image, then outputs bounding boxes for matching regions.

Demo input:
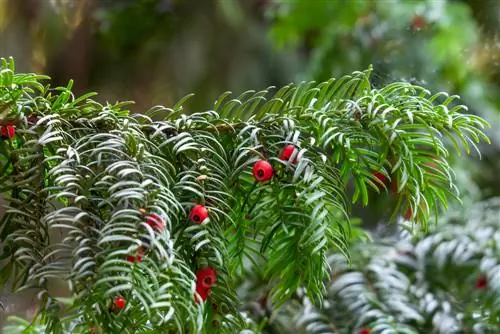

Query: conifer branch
[0,57,490,332]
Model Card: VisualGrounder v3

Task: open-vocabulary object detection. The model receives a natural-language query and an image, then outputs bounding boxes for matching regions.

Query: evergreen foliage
[0,57,490,333]
[244,197,500,334]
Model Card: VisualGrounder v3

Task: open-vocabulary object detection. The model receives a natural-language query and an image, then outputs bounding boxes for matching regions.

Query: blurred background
[1,0,500,327]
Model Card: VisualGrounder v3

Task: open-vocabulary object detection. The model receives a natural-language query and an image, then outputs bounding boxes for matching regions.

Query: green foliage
[0,56,489,332]
[248,197,500,333]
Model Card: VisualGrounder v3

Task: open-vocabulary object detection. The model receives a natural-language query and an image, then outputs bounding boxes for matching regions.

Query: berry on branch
[114,296,126,310]
[372,171,386,190]
[126,247,145,263]
[411,15,426,31]
[253,160,273,182]
[189,204,208,224]
[196,267,217,289]
[145,213,165,231]
[359,328,372,334]
[280,144,298,163]
[404,207,413,220]
[0,124,15,140]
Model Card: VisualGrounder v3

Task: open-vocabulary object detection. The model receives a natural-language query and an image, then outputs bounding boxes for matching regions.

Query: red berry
[253,160,273,182]
[196,267,217,289]
[194,284,209,303]
[373,171,386,183]
[126,247,144,263]
[6,125,15,139]
[372,171,386,189]
[475,274,487,290]
[359,328,372,334]
[126,255,137,263]
[189,204,208,224]
[404,207,412,220]
[411,15,426,31]
[0,125,15,140]
[114,297,126,310]
[145,213,165,231]
[280,144,298,163]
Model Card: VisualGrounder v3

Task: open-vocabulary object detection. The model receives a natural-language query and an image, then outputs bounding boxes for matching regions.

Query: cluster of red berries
[252,144,298,182]
[0,124,15,140]
[194,267,217,303]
